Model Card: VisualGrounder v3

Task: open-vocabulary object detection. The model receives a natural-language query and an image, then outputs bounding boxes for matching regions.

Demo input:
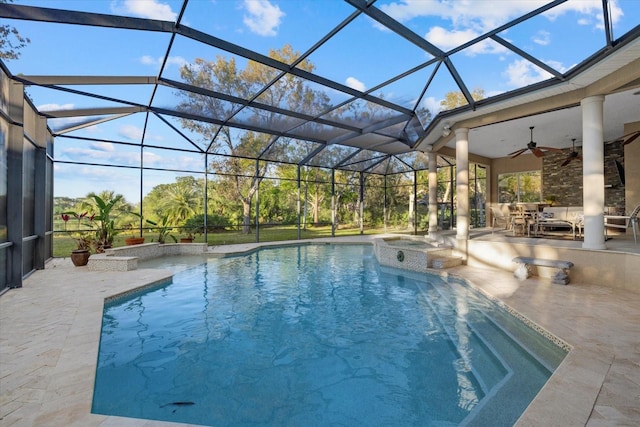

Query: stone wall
[542,141,625,210]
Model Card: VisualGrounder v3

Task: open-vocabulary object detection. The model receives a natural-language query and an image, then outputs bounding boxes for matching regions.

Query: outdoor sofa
[535,206,584,239]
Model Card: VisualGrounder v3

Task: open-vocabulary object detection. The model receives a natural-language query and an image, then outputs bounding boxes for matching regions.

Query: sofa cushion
[543,207,568,221]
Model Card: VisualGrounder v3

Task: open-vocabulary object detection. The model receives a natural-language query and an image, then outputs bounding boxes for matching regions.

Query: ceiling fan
[509,126,563,158]
[607,130,640,145]
[561,138,582,166]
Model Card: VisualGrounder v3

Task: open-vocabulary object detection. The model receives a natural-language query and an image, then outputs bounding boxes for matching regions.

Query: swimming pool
[92,244,567,426]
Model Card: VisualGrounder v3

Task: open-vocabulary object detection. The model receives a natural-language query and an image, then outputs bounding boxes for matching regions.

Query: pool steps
[422,277,567,425]
[430,255,463,269]
[374,237,463,271]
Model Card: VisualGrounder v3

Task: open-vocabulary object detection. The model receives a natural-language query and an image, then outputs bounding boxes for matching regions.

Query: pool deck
[1,234,639,426]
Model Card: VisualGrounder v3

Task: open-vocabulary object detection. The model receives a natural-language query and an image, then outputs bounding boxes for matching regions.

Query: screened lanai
[1,0,640,289]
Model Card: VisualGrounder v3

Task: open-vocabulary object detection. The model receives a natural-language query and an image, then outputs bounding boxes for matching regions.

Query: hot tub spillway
[374,237,462,272]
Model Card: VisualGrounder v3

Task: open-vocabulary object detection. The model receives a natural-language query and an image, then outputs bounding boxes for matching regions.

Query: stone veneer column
[428,152,438,236]
[455,128,469,241]
[581,95,607,250]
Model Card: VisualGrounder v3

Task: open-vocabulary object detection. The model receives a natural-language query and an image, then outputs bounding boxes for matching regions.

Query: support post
[359,172,364,235]
[428,152,438,237]
[297,166,301,240]
[331,169,336,237]
[455,128,469,241]
[33,115,49,269]
[7,80,24,288]
[581,95,607,250]
[255,159,260,243]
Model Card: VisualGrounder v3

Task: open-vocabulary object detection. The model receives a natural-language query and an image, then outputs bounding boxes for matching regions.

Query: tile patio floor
[1,235,639,426]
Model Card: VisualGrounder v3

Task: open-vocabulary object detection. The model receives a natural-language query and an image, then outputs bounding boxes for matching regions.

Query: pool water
[92,244,566,426]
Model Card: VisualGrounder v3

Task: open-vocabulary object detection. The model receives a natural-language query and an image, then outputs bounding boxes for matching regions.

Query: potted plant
[181,214,214,243]
[61,212,94,266]
[146,214,177,244]
[179,222,199,243]
[124,234,146,246]
[179,232,195,243]
[124,213,146,245]
[90,194,124,253]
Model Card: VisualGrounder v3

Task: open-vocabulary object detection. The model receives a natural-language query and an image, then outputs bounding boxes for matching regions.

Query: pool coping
[1,236,638,426]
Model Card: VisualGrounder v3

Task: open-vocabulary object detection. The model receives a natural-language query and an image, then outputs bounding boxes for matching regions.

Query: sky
[4,0,640,202]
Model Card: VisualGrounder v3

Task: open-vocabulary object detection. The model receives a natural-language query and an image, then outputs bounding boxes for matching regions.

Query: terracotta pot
[125,237,145,245]
[179,238,194,243]
[70,250,90,267]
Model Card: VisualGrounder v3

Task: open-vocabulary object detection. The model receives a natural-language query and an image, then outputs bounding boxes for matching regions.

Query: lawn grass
[52,224,416,258]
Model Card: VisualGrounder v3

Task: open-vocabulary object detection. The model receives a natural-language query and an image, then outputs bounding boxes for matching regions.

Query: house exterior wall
[489,154,541,206]
[542,141,626,209]
[489,133,632,213]
[624,121,640,214]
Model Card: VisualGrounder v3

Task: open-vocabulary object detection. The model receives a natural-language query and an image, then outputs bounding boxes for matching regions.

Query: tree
[158,176,201,224]
[177,45,331,233]
[0,0,30,60]
[440,88,485,110]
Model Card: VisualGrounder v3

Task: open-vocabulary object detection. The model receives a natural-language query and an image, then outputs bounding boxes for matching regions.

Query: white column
[581,95,607,250]
[428,152,438,236]
[455,128,469,241]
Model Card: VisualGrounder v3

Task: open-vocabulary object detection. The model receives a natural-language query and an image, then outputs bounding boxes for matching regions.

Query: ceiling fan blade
[623,131,640,145]
[538,146,563,153]
[531,147,545,157]
[561,153,582,167]
[605,130,640,144]
[509,148,527,158]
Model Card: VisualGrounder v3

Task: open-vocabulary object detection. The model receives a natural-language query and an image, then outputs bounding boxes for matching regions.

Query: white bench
[512,256,574,285]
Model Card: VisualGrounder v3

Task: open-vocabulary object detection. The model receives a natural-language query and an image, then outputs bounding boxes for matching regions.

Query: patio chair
[605,204,640,244]
[491,206,510,234]
[510,205,528,236]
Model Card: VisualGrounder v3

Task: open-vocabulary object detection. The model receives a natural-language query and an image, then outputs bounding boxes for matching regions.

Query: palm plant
[146,214,177,244]
[89,194,124,252]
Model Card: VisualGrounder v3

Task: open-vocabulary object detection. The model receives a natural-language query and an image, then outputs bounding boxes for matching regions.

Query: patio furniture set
[492,204,639,243]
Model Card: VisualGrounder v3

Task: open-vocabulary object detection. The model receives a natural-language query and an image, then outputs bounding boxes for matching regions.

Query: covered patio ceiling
[1,0,639,174]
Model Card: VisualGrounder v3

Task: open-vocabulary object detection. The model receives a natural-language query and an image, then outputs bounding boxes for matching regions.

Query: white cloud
[345,77,366,92]
[119,124,143,140]
[111,0,177,21]
[381,1,547,33]
[166,56,188,67]
[380,0,617,51]
[419,96,441,115]
[140,55,156,65]
[140,55,187,68]
[242,0,285,37]
[37,103,74,111]
[89,142,115,152]
[486,89,505,98]
[425,26,506,55]
[118,124,164,142]
[142,150,163,165]
[544,59,569,74]
[533,30,551,46]
[504,59,553,87]
[60,147,139,165]
[544,0,622,30]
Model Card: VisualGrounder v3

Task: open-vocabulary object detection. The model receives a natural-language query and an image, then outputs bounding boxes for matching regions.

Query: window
[498,171,541,203]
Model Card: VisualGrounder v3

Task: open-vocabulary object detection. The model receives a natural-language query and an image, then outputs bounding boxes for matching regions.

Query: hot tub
[374,237,458,272]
